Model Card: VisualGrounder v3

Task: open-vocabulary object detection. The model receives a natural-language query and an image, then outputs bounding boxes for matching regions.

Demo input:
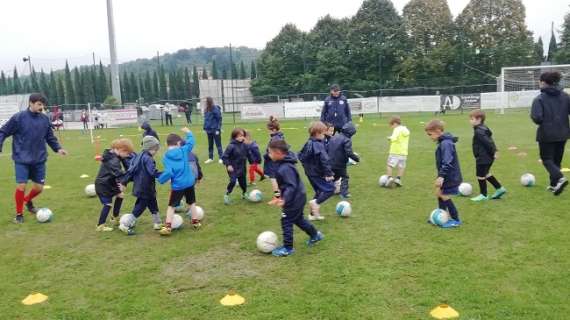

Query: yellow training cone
[80,174,90,178]
[22,293,48,305]
[43,185,52,190]
[220,290,245,306]
[430,304,459,319]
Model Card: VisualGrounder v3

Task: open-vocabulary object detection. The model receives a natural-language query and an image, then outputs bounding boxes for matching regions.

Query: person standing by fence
[203,97,224,164]
[531,71,570,196]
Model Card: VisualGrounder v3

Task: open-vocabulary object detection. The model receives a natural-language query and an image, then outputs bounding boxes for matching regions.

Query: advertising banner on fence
[284,101,322,119]
[0,94,29,126]
[440,94,481,112]
[240,104,284,120]
[348,97,379,114]
[92,108,138,127]
[379,95,440,113]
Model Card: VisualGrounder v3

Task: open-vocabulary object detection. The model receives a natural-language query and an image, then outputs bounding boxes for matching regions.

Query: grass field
[0,111,568,319]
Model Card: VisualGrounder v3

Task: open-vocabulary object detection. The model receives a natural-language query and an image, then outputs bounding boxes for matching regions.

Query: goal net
[500,64,570,92]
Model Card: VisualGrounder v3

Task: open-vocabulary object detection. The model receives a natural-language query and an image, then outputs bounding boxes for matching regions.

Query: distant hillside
[119,46,261,75]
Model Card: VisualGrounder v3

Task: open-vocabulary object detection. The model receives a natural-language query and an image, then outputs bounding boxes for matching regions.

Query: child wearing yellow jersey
[386,116,410,187]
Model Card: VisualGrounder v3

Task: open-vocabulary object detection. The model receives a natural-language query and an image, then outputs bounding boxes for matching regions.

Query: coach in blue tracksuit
[0,93,67,224]
[321,84,352,134]
[203,97,224,164]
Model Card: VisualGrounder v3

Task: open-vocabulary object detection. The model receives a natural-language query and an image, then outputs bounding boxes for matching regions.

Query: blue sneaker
[491,187,507,200]
[441,219,462,228]
[307,231,324,247]
[272,246,295,257]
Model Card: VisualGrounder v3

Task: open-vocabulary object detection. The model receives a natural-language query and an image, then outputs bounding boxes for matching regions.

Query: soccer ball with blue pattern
[36,208,53,223]
[336,201,352,217]
[520,173,535,187]
[248,189,263,202]
[429,209,450,226]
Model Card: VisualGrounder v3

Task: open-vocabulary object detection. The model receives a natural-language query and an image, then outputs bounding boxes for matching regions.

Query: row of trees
[251,0,570,96]
[0,59,258,105]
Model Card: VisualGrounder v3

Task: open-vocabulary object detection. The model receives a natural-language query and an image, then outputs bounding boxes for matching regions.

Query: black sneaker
[13,215,24,224]
[553,177,568,196]
[260,175,266,181]
[26,201,38,214]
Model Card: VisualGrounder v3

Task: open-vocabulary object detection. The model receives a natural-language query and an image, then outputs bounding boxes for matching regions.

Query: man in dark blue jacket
[425,120,463,228]
[0,93,67,224]
[531,71,570,195]
[327,122,360,199]
[268,139,323,257]
[320,84,352,134]
[120,136,163,234]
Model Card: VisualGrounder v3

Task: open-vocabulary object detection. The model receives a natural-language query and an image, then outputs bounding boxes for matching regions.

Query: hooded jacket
[274,152,306,215]
[158,132,196,191]
[320,95,352,130]
[263,131,285,162]
[531,86,570,142]
[95,149,127,197]
[435,133,463,189]
[327,122,360,169]
[0,109,62,164]
[141,122,159,141]
[298,137,333,178]
[472,124,497,165]
[121,150,161,199]
[188,152,203,181]
[222,139,249,177]
[247,140,262,164]
[203,105,222,133]
[388,125,410,156]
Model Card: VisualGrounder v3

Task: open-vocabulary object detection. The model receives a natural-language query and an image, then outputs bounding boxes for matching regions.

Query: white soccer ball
[171,214,184,230]
[36,208,53,223]
[458,183,473,196]
[187,206,205,221]
[429,208,450,226]
[336,201,352,217]
[84,184,96,197]
[256,231,278,253]
[379,175,390,187]
[119,213,137,229]
[520,173,536,187]
[248,189,263,202]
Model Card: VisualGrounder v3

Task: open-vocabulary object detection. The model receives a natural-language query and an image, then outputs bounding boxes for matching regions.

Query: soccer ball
[429,208,450,226]
[171,214,184,230]
[187,205,205,221]
[256,231,278,253]
[84,184,96,197]
[120,213,137,229]
[336,201,352,217]
[458,183,473,196]
[521,173,536,187]
[36,208,53,223]
[378,175,390,187]
[248,189,263,202]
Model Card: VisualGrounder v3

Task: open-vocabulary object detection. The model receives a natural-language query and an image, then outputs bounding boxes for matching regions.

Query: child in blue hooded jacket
[298,121,335,221]
[425,120,463,228]
[158,128,201,235]
[222,128,249,204]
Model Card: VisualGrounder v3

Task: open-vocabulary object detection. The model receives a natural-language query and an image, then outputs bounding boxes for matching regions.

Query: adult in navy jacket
[531,71,570,195]
[320,84,352,134]
[0,93,67,223]
[203,97,224,163]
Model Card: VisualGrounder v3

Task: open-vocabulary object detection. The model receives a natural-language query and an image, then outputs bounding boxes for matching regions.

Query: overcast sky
[1,0,567,75]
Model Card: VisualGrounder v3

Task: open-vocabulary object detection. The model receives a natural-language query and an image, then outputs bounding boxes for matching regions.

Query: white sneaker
[308,200,324,220]
[153,223,163,230]
[218,159,223,164]
[334,179,341,194]
[204,159,214,164]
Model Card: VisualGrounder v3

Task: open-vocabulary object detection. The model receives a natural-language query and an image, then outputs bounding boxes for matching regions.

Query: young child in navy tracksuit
[245,131,264,185]
[0,93,67,224]
[222,128,249,204]
[158,128,201,235]
[469,110,506,202]
[141,121,159,141]
[327,122,360,199]
[264,116,285,204]
[298,121,335,221]
[94,138,135,232]
[425,120,463,228]
[324,122,334,151]
[120,136,163,235]
[268,139,324,257]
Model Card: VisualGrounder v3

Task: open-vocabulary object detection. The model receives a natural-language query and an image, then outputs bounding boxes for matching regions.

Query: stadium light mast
[106,0,122,105]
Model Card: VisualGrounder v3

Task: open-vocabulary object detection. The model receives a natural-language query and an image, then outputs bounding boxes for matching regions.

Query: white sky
[1,0,567,75]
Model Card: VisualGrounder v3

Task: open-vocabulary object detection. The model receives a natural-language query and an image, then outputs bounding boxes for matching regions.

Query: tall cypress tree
[121,70,129,102]
[63,61,75,104]
[239,61,247,79]
[143,71,153,101]
[48,71,58,105]
[152,71,159,101]
[547,24,558,62]
[212,60,219,79]
[73,67,83,104]
[250,61,257,79]
[222,65,228,80]
[192,66,200,98]
[183,67,192,98]
[39,70,49,95]
[56,75,65,106]
[0,71,6,95]
[158,66,167,100]
[13,67,22,94]
[129,72,138,102]
[555,9,570,63]
[231,63,239,79]
[30,68,41,92]
[97,61,109,102]
[201,67,209,80]
[535,37,545,63]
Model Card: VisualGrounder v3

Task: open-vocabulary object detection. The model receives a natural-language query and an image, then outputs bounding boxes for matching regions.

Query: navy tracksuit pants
[281,209,317,250]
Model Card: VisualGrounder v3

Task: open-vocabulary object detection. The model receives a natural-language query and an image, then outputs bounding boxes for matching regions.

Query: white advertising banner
[284,101,322,119]
[0,94,29,126]
[240,103,284,120]
[348,97,379,114]
[379,95,440,113]
[97,109,138,126]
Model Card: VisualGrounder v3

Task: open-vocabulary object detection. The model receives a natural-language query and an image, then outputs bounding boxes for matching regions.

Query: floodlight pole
[106,0,122,104]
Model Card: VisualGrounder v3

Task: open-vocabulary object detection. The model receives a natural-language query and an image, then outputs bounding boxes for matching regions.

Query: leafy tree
[555,9,570,63]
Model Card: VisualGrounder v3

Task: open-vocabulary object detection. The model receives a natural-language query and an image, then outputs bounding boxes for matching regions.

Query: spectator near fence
[320,84,352,134]
[203,97,224,164]
[531,71,570,196]
[80,110,89,131]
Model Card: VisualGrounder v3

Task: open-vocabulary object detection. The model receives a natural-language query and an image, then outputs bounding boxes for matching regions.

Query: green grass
[0,111,569,319]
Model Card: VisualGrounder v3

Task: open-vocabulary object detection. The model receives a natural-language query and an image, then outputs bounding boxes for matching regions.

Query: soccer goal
[499,64,570,92]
